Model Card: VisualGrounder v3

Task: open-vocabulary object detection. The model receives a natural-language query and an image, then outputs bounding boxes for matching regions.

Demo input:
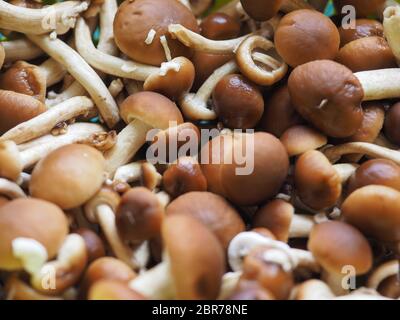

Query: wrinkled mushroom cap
[342,185,400,243]
[113,0,199,66]
[275,9,340,67]
[0,198,68,271]
[333,0,386,18]
[88,280,145,300]
[288,60,364,138]
[338,19,384,47]
[200,12,241,40]
[294,150,341,210]
[308,221,373,275]
[163,214,225,300]
[30,144,105,210]
[0,90,46,134]
[120,92,183,129]
[166,191,244,250]
[116,187,164,243]
[240,0,283,21]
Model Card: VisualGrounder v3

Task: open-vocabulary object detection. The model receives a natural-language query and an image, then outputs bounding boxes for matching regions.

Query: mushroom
[104,91,183,175]
[367,260,400,299]
[112,161,143,188]
[88,280,145,300]
[29,144,105,210]
[0,198,68,274]
[162,157,207,198]
[384,102,400,145]
[240,0,283,21]
[201,131,289,206]
[129,214,225,299]
[75,228,105,263]
[1,96,95,144]
[0,1,88,35]
[280,125,327,157]
[212,74,264,129]
[308,221,373,295]
[338,19,384,47]
[333,0,386,18]
[166,191,245,250]
[384,6,400,64]
[2,38,43,64]
[140,162,162,191]
[113,0,199,66]
[200,12,241,40]
[275,9,340,67]
[253,199,315,242]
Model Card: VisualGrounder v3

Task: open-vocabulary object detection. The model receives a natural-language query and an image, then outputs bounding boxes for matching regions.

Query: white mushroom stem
[97,0,119,56]
[2,96,95,144]
[16,172,31,190]
[75,18,159,81]
[289,214,315,238]
[108,79,124,98]
[12,238,48,276]
[27,34,120,128]
[334,163,359,183]
[0,178,26,199]
[0,1,88,35]
[290,279,336,300]
[384,6,400,65]
[156,191,171,208]
[46,81,87,107]
[104,120,152,175]
[2,38,43,63]
[367,260,399,290]
[40,59,67,87]
[180,60,238,120]
[323,142,400,165]
[355,69,400,101]
[217,271,242,300]
[321,270,349,296]
[113,162,142,183]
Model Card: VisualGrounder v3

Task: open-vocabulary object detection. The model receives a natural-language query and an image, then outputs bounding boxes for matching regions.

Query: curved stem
[2,38,43,63]
[40,59,67,87]
[46,81,86,107]
[367,260,399,289]
[333,163,358,183]
[113,162,142,183]
[97,0,119,56]
[355,69,400,101]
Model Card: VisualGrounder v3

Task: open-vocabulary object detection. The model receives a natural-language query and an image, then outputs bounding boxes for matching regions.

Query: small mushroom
[240,0,283,21]
[384,102,400,145]
[367,260,400,299]
[130,214,225,299]
[338,19,384,47]
[75,228,106,263]
[308,221,373,295]
[200,12,241,40]
[166,191,245,250]
[88,280,145,300]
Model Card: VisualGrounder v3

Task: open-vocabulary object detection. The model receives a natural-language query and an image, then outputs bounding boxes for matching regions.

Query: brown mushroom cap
[280,125,327,157]
[88,280,145,300]
[75,228,106,263]
[115,187,164,243]
[200,12,241,40]
[294,150,342,210]
[347,159,400,195]
[166,191,244,250]
[377,275,400,299]
[288,60,364,138]
[342,185,400,243]
[0,61,46,102]
[338,19,384,47]
[0,90,46,134]
[30,144,105,210]
[0,196,8,208]
[336,37,397,72]
[384,102,400,146]
[120,91,183,128]
[163,213,225,300]
[113,0,199,66]
[275,9,340,67]
[212,74,264,129]
[0,198,68,271]
[143,57,195,101]
[201,132,289,206]
[308,221,373,275]
[253,199,294,242]
[163,157,207,198]
[259,85,303,137]
[333,0,386,18]
[240,0,283,21]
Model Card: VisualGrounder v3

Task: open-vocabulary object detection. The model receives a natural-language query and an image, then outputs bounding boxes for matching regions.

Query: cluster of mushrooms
[0,0,400,300]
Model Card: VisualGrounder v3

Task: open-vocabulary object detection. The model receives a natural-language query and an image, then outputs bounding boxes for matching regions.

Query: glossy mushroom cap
[200,12,241,40]
[347,159,400,194]
[163,157,207,198]
[336,37,396,72]
[212,74,264,129]
[259,85,303,137]
[378,276,400,299]
[30,144,105,210]
[0,90,46,134]
[275,9,340,67]
[338,19,384,47]
[0,61,46,102]
[88,280,145,300]
[166,191,244,250]
[113,0,199,66]
[342,185,400,243]
[308,221,373,275]
[0,198,68,270]
[333,0,386,18]
[288,60,364,138]
[143,57,195,101]
[115,187,164,243]
[75,228,106,263]
[384,102,400,146]
[201,132,289,206]
[120,91,183,128]
[240,0,283,21]
[294,150,341,210]
[163,214,225,300]
[253,199,294,242]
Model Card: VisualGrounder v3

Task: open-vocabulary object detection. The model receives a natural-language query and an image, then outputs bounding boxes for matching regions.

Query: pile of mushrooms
[1,0,400,301]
